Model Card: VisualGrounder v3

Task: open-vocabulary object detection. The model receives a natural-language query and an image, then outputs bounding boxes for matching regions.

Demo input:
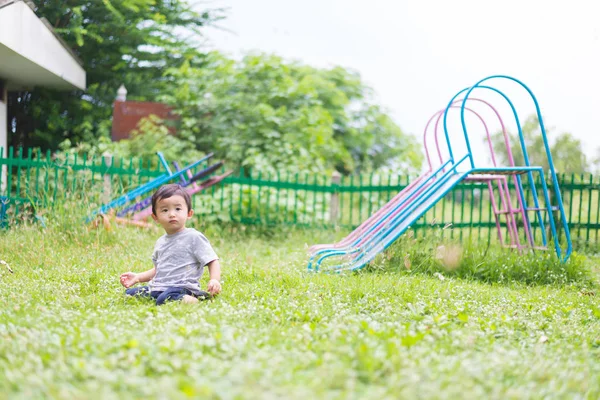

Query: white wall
[0,84,6,193]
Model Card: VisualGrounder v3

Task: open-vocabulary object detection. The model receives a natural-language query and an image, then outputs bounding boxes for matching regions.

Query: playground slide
[307,75,572,266]
[308,170,432,253]
[308,159,459,255]
[310,169,468,272]
[308,159,458,264]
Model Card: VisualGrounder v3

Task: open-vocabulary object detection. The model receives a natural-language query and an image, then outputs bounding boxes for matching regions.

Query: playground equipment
[87,152,208,221]
[426,99,524,250]
[88,152,231,228]
[307,75,572,272]
[307,99,517,254]
[116,159,225,218]
[127,161,233,222]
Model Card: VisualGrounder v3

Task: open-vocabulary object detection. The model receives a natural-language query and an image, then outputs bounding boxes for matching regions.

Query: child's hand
[207,279,221,295]
[120,272,138,288]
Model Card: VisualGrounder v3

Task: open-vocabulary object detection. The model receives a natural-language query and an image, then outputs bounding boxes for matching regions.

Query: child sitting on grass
[119,183,222,305]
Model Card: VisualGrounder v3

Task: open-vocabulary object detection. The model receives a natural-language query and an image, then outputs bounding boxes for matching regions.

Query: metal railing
[1,147,599,248]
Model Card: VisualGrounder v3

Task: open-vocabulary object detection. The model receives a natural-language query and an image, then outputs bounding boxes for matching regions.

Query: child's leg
[155,287,193,305]
[125,286,152,298]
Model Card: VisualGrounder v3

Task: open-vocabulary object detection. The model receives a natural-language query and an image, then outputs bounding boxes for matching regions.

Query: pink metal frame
[131,169,233,221]
[309,97,532,255]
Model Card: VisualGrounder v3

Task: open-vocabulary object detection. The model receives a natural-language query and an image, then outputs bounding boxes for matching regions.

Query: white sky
[202,0,600,166]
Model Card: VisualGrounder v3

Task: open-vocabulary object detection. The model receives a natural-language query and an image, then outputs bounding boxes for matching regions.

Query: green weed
[0,216,599,399]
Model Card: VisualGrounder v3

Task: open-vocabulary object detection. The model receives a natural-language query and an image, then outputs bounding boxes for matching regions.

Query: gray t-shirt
[149,228,218,294]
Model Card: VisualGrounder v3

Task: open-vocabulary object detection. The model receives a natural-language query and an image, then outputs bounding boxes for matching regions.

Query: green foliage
[161,52,423,174]
[8,0,223,149]
[376,227,595,287]
[58,115,205,169]
[7,3,422,176]
[488,114,588,173]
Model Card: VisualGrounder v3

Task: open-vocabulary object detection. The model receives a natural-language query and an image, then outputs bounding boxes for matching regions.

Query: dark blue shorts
[125,286,196,305]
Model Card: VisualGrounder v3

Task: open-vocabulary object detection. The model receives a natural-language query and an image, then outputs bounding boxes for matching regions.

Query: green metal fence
[215,170,524,241]
[0,147,210,224]
[2,147,600,248]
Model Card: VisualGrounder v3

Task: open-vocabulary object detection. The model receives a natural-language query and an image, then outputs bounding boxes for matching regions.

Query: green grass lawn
[1,220,599,399]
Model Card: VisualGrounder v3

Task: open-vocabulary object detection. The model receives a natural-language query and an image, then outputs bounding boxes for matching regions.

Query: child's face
[151,195,193,234]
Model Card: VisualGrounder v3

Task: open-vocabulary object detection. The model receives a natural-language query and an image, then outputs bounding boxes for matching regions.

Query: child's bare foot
[182,291,212,304]
[182,295,199,304]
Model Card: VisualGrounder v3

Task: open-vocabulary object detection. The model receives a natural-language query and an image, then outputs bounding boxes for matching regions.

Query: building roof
[0,0,86,90]
[0,0,17,8]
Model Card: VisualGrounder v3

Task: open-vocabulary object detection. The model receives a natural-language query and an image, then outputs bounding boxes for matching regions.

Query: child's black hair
[151,184,192,215]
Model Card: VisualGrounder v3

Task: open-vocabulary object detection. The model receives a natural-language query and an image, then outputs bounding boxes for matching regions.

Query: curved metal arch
[316,104,495,270]
[431,98,511,168]
[442,85,530,170]
[443,84,549,244]
[434,98,531,248]
[457,75,571,261]
[315,101,507,272]
[461,76,555,172]
[426,103,497,168]
[423,102,494,170]
[462,77,570,256]
[424,103,517,246]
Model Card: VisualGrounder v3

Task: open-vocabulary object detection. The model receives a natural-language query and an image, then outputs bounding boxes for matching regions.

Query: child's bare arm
[206,259,221,295]
[120,267,156,288]
[136,267,157,283]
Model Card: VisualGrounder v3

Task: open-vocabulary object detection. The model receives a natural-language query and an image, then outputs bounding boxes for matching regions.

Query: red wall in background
[111,101,178,141]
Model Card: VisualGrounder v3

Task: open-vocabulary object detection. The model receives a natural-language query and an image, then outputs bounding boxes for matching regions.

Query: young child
[119,183,222,305]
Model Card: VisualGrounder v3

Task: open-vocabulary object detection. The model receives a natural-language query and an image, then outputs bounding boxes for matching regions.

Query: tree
[57,115,205,169]
[590,148,600,174]
[160,52,423,174]
[487,114,588,174]
[7,0,223,150]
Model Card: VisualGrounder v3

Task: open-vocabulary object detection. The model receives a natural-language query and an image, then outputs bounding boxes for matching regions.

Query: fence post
[0,83,7,195]
[0,147,5,195]
[330,170,341,224]
[103,152,113,204]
